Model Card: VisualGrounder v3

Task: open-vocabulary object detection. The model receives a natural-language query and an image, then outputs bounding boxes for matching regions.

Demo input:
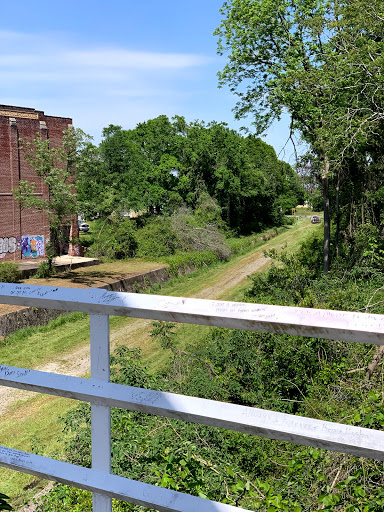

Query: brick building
[0,105,73,261]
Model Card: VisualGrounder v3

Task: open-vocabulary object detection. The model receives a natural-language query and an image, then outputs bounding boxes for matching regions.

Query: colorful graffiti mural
[21,235,44,258]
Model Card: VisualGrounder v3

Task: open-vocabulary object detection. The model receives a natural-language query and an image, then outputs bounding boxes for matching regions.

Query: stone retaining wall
[0,266,177,337]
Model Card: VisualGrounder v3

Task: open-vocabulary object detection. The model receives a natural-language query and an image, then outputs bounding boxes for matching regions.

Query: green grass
[0,219,317,507]
[0,394,74,509]
[1,312,87,368]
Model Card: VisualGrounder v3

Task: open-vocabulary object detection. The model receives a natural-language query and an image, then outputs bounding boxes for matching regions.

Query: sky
[0,0,298,161]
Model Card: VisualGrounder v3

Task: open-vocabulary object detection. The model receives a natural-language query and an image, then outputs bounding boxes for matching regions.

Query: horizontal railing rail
[0,283,383,512]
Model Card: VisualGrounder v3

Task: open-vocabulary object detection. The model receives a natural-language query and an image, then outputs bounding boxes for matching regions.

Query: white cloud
[0,31,212,77]
[0,31,213,99]
[0,30,218,142]
[62,49,212,69]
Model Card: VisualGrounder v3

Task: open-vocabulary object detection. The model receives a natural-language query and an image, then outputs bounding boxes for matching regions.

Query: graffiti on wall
[0,237,19,258]
[21,235,45,258]
[0,235,45,258]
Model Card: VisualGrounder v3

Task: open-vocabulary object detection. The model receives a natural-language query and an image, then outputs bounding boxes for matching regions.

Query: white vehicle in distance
[78,222,90,232]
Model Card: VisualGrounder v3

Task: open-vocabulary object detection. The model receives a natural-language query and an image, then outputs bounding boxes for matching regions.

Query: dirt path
[0,222,310,416]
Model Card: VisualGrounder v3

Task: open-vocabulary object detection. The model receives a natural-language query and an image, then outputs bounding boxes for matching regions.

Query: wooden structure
[0,283,384,511]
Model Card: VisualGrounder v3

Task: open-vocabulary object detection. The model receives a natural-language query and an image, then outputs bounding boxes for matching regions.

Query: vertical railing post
[90,314,112,512]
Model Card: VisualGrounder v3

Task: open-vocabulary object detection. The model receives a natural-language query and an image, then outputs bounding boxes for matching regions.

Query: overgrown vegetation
[35,225,384,511]
[215,0,384,273]
[0,263,20,283]
[73,113,303,267]
[83,207,288,274]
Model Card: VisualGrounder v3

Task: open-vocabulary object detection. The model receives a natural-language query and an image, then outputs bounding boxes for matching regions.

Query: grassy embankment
[0,218,321,508]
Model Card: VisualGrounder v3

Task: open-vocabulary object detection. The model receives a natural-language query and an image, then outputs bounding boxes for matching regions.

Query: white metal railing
[1,283,384,512]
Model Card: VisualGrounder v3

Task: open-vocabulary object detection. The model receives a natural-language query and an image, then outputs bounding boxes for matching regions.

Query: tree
[13,128,82,266]
[98,122,183,216]
[91,115,301,233]
[215,0,384,272]
[325,0,384,154]
[215,0,338,271]
[177,120,293,232]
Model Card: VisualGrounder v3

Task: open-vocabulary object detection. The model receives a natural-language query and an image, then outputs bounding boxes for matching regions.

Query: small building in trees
[0,105,73,261]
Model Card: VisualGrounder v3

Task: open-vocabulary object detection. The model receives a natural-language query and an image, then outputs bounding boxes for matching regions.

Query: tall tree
[215,0,384,271]
[13,129,81,264]
[215,0,338,272]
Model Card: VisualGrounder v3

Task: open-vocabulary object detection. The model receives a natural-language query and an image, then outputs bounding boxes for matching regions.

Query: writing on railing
[0,284,383,512]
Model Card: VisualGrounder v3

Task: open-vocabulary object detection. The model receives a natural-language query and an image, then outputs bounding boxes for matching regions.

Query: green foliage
[135,217,177,258]
[34,261,54,279]
[34,217,384,511]
[110,346,155,388]
[164,327,328,415]
[162,250,219,277]
[0,262,21,283]
[90,115,302,235]
[38,347,263,510]
[246,249,315,306]
[0,494,12,511]
[37,485,92,512]
[296,231,324,273]
[13,129,84,258]
[36,266,384,512]
[354,223,384,266]
[150,321,177,351]
[193,190,226,229]
[215,0,384,272]
[89,218,137,260]
[170,207,231,260]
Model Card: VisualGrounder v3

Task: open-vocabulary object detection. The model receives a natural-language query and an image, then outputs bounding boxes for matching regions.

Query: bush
[193,191,226,230]
[296,231,324,274]
[90,218,137,260]
[353,222,384,265]
[34,260,54,278]
[283,215,296,225]
[171,208,231,260]
[135,217,177,257]
[163,250,219,276]
[0,262,21,283]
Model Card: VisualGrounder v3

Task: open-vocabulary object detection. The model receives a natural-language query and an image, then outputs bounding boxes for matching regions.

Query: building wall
[0,105,72,261]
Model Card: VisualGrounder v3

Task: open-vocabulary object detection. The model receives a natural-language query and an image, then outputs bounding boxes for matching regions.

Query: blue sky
[0,0,298,160]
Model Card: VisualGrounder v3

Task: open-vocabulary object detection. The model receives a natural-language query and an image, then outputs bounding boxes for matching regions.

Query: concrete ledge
[18,257,100,279]
[0,265,194,337]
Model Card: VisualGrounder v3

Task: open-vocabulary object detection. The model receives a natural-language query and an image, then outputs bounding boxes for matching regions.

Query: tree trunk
[349,201,353,237]
[322,156,331,274]
[335,171,340,258]
[366,345,384,380]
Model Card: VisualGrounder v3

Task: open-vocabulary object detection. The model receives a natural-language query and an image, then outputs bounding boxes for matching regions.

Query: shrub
[0,262,21,283]
[283,215,296,225]
[193,191,226,230]
[171,208,231,260]
[90,218,137,260]
[34,260,54,279]
[296,231,324,274]
[163,250,219,277]
[135,217,177,257]
[354,222,384,265]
